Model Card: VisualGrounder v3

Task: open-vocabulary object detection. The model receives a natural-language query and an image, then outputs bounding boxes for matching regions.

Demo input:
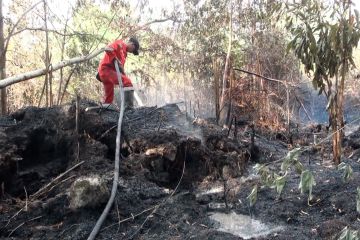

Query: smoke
[139,77,216,120]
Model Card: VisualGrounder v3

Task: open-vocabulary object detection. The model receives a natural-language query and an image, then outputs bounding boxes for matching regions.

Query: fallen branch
[43,175,76,200]
[98,124,117,140]
[294,94,312,121]
[30,160,84,200]
[115,201,121,233]
[7,215,42,237]
[4,206,25,229]
[0,48,107,88]
[101,206,157,231]
[24,187,28,212]
[233,68,287,84]
[60,224,81,236]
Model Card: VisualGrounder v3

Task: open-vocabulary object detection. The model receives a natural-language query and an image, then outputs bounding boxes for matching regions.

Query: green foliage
[282,0,360,165]
[338,227,359,240]
[299,170,316,202]
[338,162,354,183]
[285,1,360,94]
[253,147,304,200]
[281,147,302,171]
[274,173,287,198]
[247,185,258,207]
[254,164,274,187]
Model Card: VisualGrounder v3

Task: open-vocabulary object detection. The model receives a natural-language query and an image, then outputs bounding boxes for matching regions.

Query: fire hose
[87,60,124,240]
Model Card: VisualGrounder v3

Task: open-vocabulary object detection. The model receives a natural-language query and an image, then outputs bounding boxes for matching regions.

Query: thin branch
[294,94,312,121]
[101,206,156,231]
[234,68,291,85]
[141,17,177,28]
[220,6,233,109]
[3,1,42,57]
[59,68,75,104]
[7,215,42,237]
[30,160,84,200]
[57,18,69,105]
[4,27,97,40]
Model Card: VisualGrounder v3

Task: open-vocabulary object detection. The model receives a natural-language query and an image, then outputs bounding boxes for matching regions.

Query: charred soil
[0,100,359,239]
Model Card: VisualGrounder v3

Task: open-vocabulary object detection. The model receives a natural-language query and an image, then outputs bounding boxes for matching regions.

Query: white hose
[87,60,124,240]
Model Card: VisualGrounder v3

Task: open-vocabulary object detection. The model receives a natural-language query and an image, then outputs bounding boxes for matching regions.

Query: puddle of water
[208,202,233,210]
[196,186,223,197]
[345,122,359,136]
[209,211,284,239]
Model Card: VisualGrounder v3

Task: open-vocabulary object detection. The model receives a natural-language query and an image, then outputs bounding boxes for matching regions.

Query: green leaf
[338,163,354,183]
[294,160,304,174]
[349,57,356,68]
[357,187,360,214]
[299,170,316,201]
[307,25,317,54]
[326,93,335,111]
[247,185,258,207]
[253,163,265,173]
[275,174,287,197]
[286,40,295,53]
[338,226,359,240]
[281,148,302,171]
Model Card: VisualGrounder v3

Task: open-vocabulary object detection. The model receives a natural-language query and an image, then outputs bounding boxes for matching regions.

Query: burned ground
[0,101,359,239]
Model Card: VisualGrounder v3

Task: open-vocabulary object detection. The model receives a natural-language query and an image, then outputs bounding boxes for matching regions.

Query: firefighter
[97,37,139,108]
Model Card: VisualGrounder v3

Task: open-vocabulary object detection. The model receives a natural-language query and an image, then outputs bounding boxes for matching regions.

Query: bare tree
[0,0,42,115]
[0,0,6,115]
[57,17,69,105]
[219,2,233,126]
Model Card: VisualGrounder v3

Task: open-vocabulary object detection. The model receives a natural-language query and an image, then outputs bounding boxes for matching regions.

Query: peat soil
[0,100,359,240]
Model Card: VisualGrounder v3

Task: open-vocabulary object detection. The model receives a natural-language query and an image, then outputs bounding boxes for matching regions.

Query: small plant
[254,164,275,187]
[299,170,316,202]
[249,147,360,214]
[251,147,305,201]
[338,163,354,183]
[281,147,302,172]
[274,173,287,197]
[247,185,258,207]
[338,226,359,240]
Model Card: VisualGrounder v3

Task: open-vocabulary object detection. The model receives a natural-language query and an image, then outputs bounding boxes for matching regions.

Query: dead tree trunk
[330,85,340,164]
[0,47,107,88]
[225,64,234,127]
[57,18,68,105]
[43,0,52,106]
[213,58,220,124]
[0,0,6,115]
[331,47,347,165]
[220,3,233,113]
[0,0,42,113]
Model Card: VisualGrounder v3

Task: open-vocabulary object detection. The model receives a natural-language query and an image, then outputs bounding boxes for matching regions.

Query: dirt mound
[0,100,251,239]
[1,100,358,239]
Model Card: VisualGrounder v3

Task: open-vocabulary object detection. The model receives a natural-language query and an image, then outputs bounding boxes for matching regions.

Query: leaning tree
[285,0,360,164]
